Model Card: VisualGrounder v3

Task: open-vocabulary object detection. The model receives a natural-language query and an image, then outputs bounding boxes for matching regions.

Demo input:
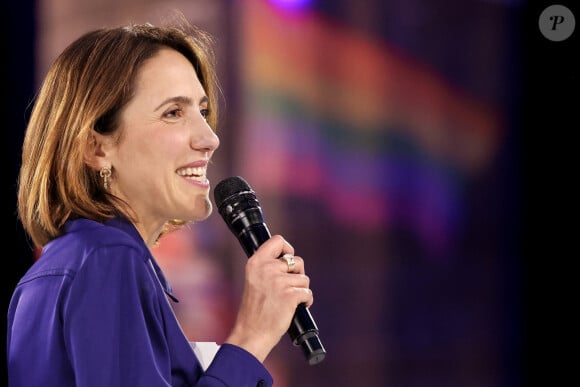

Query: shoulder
[24,218,149,279]
[58,218,145,254]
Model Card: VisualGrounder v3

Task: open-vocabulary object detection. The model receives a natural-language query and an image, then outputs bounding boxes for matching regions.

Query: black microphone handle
[236,223,326,365]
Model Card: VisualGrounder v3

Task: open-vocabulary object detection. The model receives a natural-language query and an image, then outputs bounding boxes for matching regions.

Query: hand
[225,235,313,362]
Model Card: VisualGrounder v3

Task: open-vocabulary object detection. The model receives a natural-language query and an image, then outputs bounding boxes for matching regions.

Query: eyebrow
[154,95,208,111]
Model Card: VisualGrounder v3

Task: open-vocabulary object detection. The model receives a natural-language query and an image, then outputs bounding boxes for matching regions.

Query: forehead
[133,48,203,97]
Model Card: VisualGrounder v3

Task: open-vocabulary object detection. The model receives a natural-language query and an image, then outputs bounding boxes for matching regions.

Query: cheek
[129,129,183,159]
[114,122,189,174]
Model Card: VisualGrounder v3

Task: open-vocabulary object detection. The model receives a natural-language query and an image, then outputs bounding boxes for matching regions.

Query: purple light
[269,0,311,10]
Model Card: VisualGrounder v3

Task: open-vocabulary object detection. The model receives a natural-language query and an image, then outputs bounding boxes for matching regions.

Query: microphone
[214,176,326,365]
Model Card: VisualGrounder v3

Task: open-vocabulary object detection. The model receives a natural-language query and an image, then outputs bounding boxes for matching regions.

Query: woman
[7,18,313,386]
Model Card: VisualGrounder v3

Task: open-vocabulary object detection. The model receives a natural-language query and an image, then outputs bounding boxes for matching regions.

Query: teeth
[177,166,207,182]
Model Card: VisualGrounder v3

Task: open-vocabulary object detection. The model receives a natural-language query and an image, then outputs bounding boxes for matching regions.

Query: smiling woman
[90,47,220,245]
[7,15,315,387]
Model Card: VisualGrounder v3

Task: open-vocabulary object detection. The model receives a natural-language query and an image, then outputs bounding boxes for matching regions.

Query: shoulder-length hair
[18,18,220,248]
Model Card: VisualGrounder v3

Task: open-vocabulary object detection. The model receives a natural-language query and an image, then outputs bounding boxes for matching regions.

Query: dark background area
[3,1,37,384]
[522,1,577,384]
[2,0,577,385]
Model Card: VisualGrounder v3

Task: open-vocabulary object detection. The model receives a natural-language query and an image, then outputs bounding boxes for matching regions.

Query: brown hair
[18,18,220,248]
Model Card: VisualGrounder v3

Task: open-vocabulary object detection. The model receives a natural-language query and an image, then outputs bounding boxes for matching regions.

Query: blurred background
[2,0,577,385]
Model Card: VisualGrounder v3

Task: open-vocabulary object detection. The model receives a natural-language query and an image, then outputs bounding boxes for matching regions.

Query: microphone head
[214,176,253,208]
[214,176,269,257]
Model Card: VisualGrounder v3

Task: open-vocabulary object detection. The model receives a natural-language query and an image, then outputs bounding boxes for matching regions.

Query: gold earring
[99,166,111,190]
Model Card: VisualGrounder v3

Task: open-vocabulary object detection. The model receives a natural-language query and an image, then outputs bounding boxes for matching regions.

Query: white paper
[190,341,220,371]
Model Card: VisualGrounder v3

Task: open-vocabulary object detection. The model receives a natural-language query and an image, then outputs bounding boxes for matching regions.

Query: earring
[99,165,112,190]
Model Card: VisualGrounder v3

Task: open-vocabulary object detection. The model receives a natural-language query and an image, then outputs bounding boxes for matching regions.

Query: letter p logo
[539,5,576,41]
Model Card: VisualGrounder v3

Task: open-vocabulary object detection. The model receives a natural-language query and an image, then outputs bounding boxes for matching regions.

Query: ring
[279,253,296,273]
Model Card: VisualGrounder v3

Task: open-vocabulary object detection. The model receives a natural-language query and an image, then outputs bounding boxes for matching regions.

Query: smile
[176,166,208,183]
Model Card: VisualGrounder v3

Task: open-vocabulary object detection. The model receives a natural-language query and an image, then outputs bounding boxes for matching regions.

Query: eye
[163,108,183,119]
[200,108,210,120]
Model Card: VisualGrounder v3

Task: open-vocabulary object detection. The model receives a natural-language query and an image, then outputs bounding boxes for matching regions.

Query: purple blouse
[7,218,272,387]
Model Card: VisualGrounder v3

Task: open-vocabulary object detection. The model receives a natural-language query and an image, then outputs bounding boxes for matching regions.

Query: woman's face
[108,48,220,239]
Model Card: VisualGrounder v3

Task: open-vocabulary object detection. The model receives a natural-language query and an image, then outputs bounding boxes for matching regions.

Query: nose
[191,120,220,154]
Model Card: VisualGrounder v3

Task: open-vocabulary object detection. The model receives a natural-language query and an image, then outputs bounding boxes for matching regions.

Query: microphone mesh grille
[213,176,252,207]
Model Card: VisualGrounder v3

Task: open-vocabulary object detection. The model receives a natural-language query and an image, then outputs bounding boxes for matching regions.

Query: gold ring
[280,253,296,273]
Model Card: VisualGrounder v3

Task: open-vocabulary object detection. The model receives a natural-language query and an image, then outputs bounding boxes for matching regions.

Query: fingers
[283,271,310,289]
[249,235,305,275]
[287,276,314,308]
[247,234,313,305]
[275,259,312,307]
[256,235,294,260]
[264,271,312,309]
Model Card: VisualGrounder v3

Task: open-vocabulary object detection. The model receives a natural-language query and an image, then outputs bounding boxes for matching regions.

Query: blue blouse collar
[65,217,179,303]
[104,217,179,303]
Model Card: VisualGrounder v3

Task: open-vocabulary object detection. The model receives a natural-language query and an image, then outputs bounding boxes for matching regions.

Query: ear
[83,131,110,171]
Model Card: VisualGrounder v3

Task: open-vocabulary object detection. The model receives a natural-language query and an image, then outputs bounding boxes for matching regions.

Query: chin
[190,197,213,221]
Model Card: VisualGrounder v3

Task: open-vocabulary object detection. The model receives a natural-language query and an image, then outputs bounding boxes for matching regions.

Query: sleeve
[63,244,173,386]
[197,344,273,387]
